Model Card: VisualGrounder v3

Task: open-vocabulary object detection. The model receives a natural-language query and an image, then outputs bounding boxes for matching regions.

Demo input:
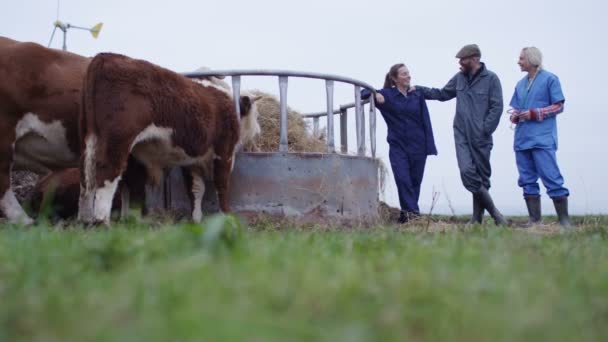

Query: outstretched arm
[416,75,458,101]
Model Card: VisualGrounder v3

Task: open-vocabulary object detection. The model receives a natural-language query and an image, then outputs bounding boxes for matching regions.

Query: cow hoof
[6,216,35,226]
[78,215,110,227]
[81,220,110,228]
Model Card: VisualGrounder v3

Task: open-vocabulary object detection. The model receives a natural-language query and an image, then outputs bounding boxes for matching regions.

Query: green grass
[1,216,608,342]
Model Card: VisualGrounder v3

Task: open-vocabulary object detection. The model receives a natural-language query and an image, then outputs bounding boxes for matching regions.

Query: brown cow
[1,37,246,223]
[25,64,259,222]
[29,156,148,220]
[0,36,89,224]
[78,53,260,224]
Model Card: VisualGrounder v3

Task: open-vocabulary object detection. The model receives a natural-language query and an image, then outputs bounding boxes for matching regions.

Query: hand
[375,93,385,104]
[510,113,520,124]
[518,110,531,121]
[507,108,520,124]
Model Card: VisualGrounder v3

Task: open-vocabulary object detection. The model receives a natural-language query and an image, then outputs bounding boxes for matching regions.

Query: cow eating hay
[78,53,261,225]
[0,36,90,224]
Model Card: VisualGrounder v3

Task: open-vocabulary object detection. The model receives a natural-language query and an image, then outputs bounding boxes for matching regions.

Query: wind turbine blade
[90,22,103,38]
[47,26,58,48]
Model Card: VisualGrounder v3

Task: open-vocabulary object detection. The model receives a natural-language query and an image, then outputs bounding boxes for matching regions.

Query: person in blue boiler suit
[509,46,571,228]
[363,63,437,223]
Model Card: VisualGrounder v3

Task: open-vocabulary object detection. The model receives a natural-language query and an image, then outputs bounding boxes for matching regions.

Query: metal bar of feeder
[354,85,364,156]
[325,80,335,152]
[361,102,366,156]
[369,95,377,158]
[340,108,348,153]
[301,99,370,118]
[231,76,241,120]
[278,76,289,152]
[183,69,376,91]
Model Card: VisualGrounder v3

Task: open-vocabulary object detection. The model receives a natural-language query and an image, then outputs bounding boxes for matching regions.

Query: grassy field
[1,215,608,342]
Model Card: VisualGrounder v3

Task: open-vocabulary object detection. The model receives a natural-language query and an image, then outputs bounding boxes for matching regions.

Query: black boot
[524,196,542,227]
[552,197,572,228]
[398,211,408,224]
[398,211,419,224]
[467,195,484,224]
[475,188,508,226]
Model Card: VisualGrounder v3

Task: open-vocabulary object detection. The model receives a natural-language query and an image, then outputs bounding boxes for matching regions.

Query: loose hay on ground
[11,171,39,204]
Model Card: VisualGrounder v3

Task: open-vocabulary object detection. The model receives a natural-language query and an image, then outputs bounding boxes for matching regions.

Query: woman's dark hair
[383,63,406,89]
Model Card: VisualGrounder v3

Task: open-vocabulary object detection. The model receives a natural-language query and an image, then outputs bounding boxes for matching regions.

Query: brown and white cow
[29,156,148,220]
[24,63,259,222]
[0,36,90,224]
[78,53,260,224]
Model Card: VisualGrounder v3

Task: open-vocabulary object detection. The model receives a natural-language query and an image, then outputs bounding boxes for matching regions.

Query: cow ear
[252,95,263,103]
[239,95,252,117]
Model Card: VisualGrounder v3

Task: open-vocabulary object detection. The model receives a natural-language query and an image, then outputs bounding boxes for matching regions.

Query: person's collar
[390,86,412,95]
[528,67,542,80]
[473,62,487,77]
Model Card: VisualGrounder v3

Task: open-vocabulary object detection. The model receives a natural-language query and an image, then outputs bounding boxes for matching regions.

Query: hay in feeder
[244,90,326,153]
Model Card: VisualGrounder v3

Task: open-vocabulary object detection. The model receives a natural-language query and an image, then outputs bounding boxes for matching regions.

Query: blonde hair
[522,47,543,69]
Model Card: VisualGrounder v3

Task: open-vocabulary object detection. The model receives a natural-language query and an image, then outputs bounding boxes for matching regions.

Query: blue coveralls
[363,88,437,214]
[509,69,569,199]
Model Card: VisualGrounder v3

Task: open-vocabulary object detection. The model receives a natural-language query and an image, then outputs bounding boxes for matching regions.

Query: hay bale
[245,90,326,153]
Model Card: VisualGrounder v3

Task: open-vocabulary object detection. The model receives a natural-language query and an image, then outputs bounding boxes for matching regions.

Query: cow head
[238,93,262,147]
[191,71,261,150]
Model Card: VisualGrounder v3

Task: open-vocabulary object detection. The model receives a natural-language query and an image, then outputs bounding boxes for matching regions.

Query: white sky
[2,0,607,215]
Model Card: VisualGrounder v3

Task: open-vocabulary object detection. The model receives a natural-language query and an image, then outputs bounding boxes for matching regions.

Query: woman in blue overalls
[509,47,571,227]
[363,63,437,223]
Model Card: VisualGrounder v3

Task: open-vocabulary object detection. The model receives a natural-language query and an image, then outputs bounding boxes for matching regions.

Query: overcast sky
[2,0,606,215]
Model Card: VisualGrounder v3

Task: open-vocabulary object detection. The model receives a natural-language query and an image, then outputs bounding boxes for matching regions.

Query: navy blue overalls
[363,88,437,215]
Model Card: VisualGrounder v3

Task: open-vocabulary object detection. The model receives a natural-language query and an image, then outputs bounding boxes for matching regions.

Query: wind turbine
[47,1,103,51]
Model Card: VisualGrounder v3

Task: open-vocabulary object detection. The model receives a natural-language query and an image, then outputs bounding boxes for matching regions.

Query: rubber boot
[398,211,420,224]
[523,196,542,227]
[552,196,572,228]
[475,188,508,226]
[467,195,484,224]
[398,211,408,224]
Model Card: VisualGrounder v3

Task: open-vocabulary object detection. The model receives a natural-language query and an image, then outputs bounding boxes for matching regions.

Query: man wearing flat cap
[416,44,507,225]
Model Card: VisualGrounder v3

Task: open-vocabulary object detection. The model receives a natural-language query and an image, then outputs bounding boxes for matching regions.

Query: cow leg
[78,135,97,223]
[190,168,205,222]
[78,134,127,225]
[92,175,121,224]
[120,183,130,219]
[0,122,33,225]
[213,155,234,213]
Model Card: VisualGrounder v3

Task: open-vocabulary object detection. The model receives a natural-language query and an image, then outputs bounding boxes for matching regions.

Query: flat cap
[455,44,481,59]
